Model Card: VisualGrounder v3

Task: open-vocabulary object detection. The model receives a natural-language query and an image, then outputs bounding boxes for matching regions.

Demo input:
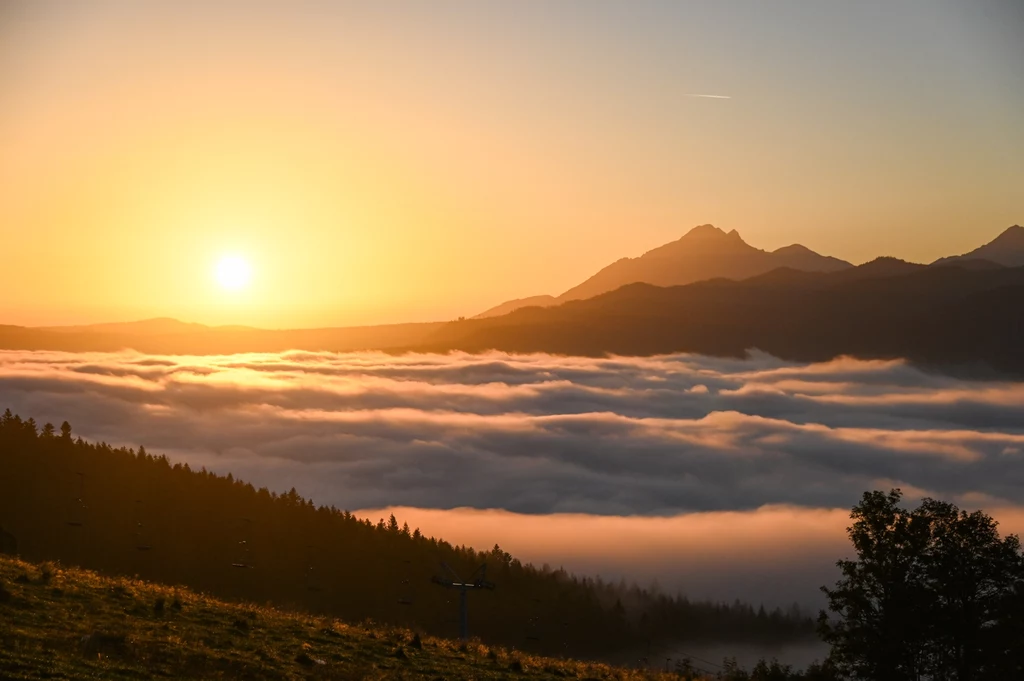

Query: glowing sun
[215,255,252,291]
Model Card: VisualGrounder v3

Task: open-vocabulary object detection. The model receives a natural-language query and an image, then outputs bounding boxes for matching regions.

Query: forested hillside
[0,411,814,659]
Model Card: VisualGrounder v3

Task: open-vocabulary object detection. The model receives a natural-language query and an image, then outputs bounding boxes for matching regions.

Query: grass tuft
[39,562,55,584]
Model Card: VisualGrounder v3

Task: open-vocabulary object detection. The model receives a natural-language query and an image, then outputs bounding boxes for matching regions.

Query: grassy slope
[0,556,699,681]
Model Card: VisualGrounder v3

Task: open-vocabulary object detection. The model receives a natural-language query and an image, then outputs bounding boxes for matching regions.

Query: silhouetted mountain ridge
[423,262,1024,375]
[477,225,851,317]
[933,225,1024,267]
[476,224,1022,319]
[556,224,854,302]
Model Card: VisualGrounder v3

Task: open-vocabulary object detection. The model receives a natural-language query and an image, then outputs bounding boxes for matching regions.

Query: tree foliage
[820,489,1024,680]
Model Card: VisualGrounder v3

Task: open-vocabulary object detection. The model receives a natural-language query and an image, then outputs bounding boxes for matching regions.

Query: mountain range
[424,259,1024,374]
[1,224,1021,373]
[476,224,1022,317]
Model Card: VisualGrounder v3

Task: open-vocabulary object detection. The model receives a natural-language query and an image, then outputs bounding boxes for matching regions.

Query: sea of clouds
[3,349,1024,606]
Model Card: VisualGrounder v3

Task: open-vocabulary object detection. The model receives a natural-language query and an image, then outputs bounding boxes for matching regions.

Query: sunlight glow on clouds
[5,348,1024,606]
[2,350,1024,515]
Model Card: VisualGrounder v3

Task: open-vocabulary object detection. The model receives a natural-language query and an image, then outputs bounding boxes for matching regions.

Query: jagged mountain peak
[932,224,1024,268]
[677,224,745,243]
[476,224,854,315]
[990,224,1024,245]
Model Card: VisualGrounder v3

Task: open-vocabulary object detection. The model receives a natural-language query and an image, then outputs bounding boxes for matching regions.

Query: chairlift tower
[431,562,495,642]
[397,559,415,606]
[66,471,86,527]
[133,500,152,551]
[525,597,543,643]
[305,544,322,592]
[231,518,254,569]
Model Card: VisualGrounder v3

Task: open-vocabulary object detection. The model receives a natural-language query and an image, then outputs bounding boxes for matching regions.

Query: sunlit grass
[0,555,708,680]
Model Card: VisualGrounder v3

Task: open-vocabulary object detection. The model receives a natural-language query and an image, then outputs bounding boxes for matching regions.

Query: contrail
[682,94,731,99]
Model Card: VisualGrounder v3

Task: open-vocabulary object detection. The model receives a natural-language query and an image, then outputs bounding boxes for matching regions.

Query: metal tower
[431,562,495,641]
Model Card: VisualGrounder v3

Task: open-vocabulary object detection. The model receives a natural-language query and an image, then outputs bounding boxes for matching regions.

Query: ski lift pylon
[305,544,322,592]
[397,559,415,605]
[65,471,86,527]
[230,517,253,569]
[133,499,152,551]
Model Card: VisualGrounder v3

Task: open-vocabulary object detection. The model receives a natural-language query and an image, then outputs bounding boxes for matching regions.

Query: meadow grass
[0,556,704,680]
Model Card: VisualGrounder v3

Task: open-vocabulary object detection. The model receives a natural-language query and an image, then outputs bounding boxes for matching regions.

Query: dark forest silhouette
[0,410,814,660]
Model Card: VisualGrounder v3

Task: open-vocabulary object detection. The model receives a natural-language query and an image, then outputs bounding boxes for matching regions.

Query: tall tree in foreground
[918,499,1023,680]
[820,489,1024,681]
[819,489,932,681]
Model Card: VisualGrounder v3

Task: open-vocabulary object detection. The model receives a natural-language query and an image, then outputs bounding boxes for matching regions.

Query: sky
[1,0,1021,328]
[4,348,1024,607]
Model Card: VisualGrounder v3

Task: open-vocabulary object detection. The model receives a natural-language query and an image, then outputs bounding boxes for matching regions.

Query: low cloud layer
[362,505,855,607]
[355,504,1024,609]
[3,350,1024,515]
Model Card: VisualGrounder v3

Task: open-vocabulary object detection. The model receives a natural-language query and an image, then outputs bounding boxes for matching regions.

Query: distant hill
[422,263,1024,375]
[41,317,220,335]
[475,295,558,319]
[0,321,446,355]
[476,225,851,318]
[827,256,925,282]
[933,225,1024,267]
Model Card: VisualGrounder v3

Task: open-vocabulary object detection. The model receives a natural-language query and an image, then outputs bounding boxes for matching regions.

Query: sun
[215,255,252,291]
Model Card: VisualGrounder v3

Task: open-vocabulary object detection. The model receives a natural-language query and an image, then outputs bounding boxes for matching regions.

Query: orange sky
[1,2,1021,328]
